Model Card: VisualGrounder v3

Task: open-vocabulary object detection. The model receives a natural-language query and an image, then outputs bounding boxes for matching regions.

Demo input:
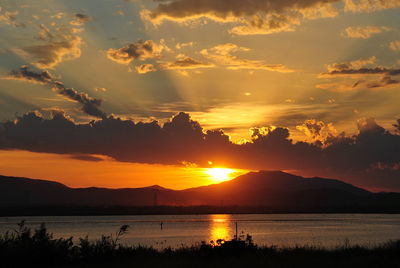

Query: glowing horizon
[206,168,236,183]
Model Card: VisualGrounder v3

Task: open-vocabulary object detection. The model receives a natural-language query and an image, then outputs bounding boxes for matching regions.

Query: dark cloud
[365,76,400,88]
[321,65,400,77]
[320,60,400,90]
[1,111,399,191]
[142,0,339,35]
[52,81,106,118]
[74,13,92,22]
[6,65,54,84]
[6,66,106,118]
[70,13,92,26]
[161,57,215,70]
[69,154,106,162]
[394,119,400,132]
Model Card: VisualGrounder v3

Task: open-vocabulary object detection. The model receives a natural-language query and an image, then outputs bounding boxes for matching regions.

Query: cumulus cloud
[107,39,168,65]
[348,56,376,69]
[6,66,106,118]
[1,111,400,190]
[141,0,339,35]
[24,35,82,69]
[200,43,293,72]
[296,119,337,144]
[343,26,389,39]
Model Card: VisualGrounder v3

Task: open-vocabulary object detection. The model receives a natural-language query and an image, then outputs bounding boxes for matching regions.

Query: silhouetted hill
[0,171,399,214]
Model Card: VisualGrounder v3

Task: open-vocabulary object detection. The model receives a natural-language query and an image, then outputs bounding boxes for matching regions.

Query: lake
[0,214,399,249]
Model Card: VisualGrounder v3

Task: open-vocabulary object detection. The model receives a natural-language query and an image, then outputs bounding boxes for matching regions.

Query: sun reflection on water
[210,214,232,242]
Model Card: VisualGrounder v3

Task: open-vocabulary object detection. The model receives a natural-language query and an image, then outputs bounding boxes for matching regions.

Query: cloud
[362,76,400,88]
[8,11,90,69]
[69,154,108,162]
[320,58,400,77]
[200,43,293,72]
[176,42,195,49]
[343,26,389,39]
[5,65,54,84]
[161,57,215,70]
[50,12,66,19]
[0,7,25,28]
[141,0,339,35]
[344,0,400,13]
[228,13,300,35]
[1,111,400,190]
[70,13,92,26]
[348,56,376,69]
[6,66,107,118]
[394,119,400,132]
[323,66,400,76]
[107,39,168,65]
[208,43,250,55]
[24,35,82,69]
[107,41,291,74]
[319,58,400,90]
[390,41,400,51]
[136,63,157,74]
[296,119,337,144]
[37,24,55,41]
[52,81,106,118]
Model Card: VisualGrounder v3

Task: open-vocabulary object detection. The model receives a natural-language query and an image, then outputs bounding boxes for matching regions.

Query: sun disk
[206,168,235,182]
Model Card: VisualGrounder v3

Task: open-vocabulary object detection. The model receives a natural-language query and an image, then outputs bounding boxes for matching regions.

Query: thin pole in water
[235,222,238,240]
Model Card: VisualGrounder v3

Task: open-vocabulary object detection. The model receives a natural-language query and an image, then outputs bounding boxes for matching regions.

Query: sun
[206,168,235,182]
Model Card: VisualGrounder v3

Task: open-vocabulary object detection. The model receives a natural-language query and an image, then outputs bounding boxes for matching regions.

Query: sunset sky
[0,0,400,191]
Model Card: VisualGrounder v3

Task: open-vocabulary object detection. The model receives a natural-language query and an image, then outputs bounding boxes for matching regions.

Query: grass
[0,221,399,267]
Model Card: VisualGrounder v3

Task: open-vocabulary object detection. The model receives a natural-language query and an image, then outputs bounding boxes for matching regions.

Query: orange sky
[0,150,247,189]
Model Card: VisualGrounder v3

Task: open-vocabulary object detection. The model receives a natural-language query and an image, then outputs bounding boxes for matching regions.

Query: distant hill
[1,171,400,215]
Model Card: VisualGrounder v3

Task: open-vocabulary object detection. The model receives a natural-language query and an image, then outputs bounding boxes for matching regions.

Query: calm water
[0,214,399,249]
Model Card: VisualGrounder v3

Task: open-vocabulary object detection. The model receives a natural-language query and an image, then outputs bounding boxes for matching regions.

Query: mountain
[0,171,399,214]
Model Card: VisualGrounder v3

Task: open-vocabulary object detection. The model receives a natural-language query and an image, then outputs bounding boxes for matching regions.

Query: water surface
[0,214,399,249]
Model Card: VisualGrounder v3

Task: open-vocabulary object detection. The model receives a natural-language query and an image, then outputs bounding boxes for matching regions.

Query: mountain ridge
[0,171,399,214]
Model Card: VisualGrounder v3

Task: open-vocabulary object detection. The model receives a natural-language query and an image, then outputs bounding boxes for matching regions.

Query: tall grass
[0,221,399,267]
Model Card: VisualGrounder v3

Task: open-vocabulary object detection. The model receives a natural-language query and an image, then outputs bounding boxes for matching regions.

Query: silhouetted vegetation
[0,222,399,267]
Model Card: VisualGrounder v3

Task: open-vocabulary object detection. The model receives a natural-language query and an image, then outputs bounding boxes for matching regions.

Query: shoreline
[1,206,400,217]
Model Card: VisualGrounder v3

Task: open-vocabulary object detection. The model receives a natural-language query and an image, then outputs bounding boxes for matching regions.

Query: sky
[0,0,399,191]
